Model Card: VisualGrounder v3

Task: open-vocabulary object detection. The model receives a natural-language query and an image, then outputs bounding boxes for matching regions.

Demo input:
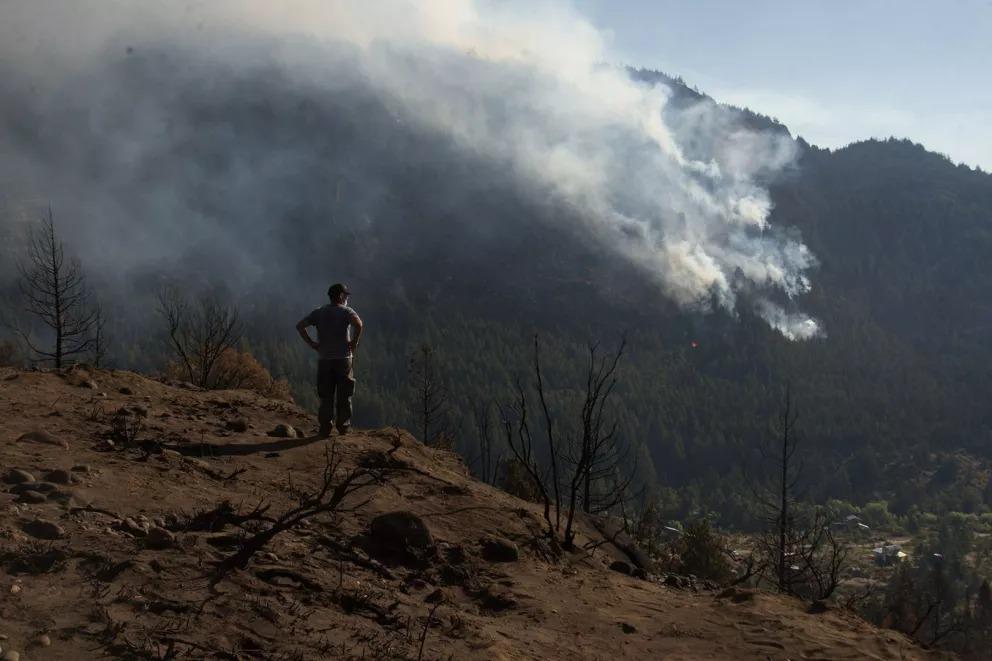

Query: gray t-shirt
[303,304,359,360]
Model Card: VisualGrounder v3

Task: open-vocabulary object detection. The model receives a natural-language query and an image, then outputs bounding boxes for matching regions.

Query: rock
[2,469,35,485]
[620,622,637,634]
[368,511,435,564]
[122,517,149,537]
[632,567,648,580]
[609,560,632,575]
[43,469,76,485]
[146,526,175,549]
[479,584,517,611]
[83,379,98,389]
[130,404,149,417]
[71,464,91,473]
[480,536,519,562]
[9,482,56,494]
[264,452,281,458]
[46,489,77,503]
[21,518,66,540]
[37,634,51,647]
[268,423,297,438]
[3,650,20,661]
[16,430,68,449]
[424,588,448,604]
[16,490,47,504]
[808,599,829,614]
[119,386,133,395]
[225,418,249,433]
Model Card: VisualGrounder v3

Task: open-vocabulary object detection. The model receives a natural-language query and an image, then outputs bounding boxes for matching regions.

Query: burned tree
[16,209,96,367]
[749,385,849,600]
[499,335,630,550]
[212,441,387,583]
[157,286,240,389]
[408,343,448,447]
[470,398,502,485]
[91,300,110,368]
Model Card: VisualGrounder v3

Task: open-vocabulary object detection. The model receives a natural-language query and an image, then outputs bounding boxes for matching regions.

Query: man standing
[296,283,363,438]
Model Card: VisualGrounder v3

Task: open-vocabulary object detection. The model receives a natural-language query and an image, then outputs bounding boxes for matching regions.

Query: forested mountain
[2,50,990,527]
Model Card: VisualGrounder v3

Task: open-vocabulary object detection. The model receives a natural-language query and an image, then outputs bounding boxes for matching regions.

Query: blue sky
[572,0,992,171]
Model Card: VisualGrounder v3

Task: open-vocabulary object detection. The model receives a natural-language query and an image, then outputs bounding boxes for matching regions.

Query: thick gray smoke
[0,0,820,339]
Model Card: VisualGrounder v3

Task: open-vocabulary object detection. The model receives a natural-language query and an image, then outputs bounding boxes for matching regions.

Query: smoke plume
[0,0,820,338]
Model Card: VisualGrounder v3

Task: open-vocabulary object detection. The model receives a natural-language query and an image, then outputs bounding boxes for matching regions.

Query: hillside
[3,26,992,524]
[0,367,949,660]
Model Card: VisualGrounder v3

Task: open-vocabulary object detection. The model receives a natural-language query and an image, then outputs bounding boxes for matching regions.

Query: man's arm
[296,317,319,351]
[349,313,364,354]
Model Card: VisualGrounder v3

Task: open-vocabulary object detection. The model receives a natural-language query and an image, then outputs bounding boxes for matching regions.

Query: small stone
[2,469,35,485]
[10,584,22,594]
[479,585,517,611]
[83,379,98,389]
[122,517,148,537]
[71,464,91,473]
[119,386,133,395]
[480,536,519,562]
[226,418,249,433]
[48,488,82,504]
[21,518,66,540]
[3,649,20,661]
[146,526,175,549]
[37,634,51,647]
[16,490,47,504]
[43,469,76,485]
[620,622,636,634]
[16,430,68,449]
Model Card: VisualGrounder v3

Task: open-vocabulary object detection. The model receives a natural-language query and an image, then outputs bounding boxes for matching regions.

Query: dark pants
[317,358,355,434]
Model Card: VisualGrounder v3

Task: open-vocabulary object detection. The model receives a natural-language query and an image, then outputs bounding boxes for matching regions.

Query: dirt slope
[0,367,949,660]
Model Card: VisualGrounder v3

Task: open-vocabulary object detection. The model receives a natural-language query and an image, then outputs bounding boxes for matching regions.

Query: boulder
[480,536,520,562]
[268,424,297,438]
[609,560,632,575]
[368,511,435,564]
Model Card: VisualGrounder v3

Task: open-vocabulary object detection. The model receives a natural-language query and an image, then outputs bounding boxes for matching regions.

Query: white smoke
[0,0,821,339]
